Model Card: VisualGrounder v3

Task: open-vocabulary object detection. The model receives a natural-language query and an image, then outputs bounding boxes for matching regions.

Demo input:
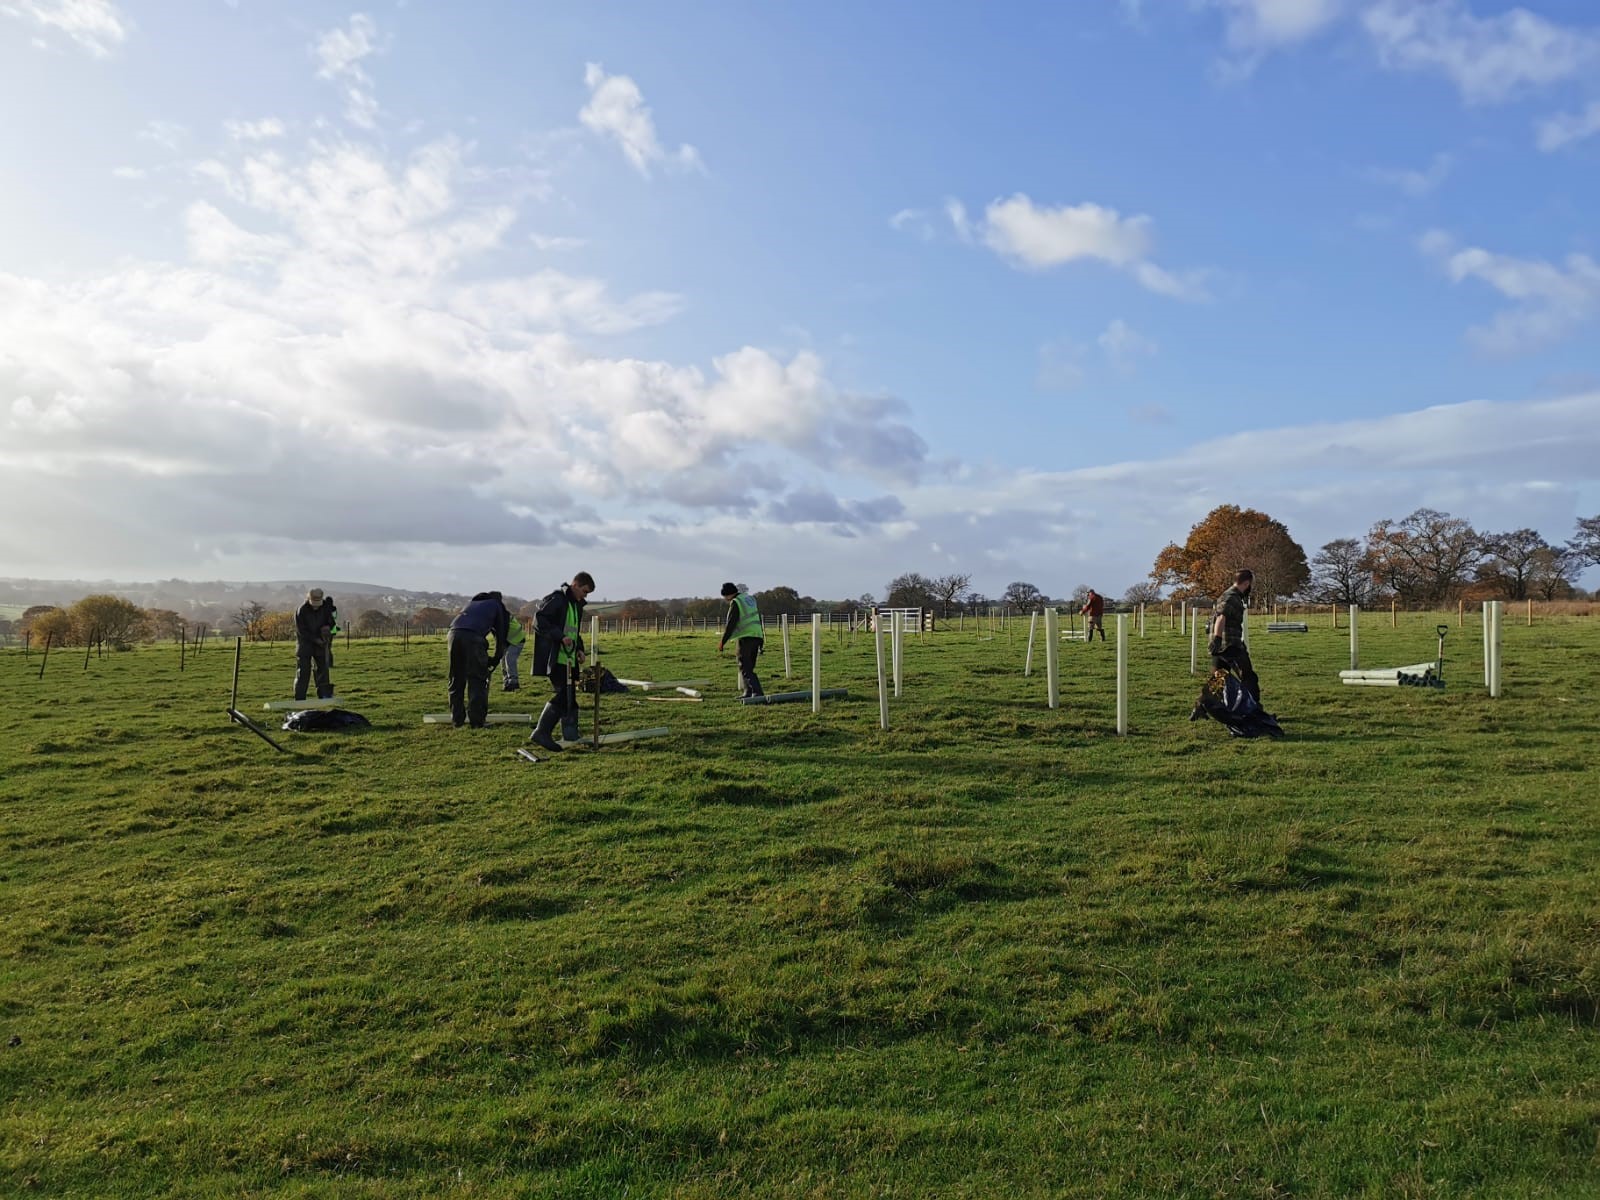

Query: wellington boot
[561,714,583,743]
[529,703,564,752]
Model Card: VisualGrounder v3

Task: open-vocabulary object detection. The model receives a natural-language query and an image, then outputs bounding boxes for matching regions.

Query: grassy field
[2,614,1597,1197]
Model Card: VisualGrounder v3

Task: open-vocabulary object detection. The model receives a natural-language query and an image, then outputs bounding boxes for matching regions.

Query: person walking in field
[529,572,594,752]
[293,587,335,701]
[1079,588,1107,642]
[501,615,526,691]
[718,582,765,699]
[1209,568,1261,706]
[446,591,512,728]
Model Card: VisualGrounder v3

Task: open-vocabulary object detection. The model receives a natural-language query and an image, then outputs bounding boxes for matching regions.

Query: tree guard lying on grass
[263,697,344,711]
[613,678,710,691]
[422,713,533,724]
[557,727,670,747]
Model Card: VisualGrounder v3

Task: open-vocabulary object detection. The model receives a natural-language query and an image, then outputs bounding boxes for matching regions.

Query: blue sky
[1,0,1597,600]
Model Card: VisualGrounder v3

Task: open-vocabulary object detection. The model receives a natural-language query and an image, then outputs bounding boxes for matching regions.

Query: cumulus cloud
[1363,0,1600,104]
[1536,100,1600,151]
[579,62,702,177]
[3,0,129,57]
[1420,229,1600,353]
[0,98,926,584]
[314,13,382,129]
[1201,0,1345,78]
[965,194,1206,299]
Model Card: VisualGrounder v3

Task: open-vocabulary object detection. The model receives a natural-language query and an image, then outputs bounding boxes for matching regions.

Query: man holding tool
[717,582,765,699]
[529,572,595,752]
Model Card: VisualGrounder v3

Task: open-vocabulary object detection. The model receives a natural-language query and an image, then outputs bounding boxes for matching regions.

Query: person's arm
[719,601,739,650]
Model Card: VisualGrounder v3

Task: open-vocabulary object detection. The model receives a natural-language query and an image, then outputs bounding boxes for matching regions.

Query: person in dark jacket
[447,591,511,728]
[293,587,335,700]
[1079,588,1106,642]
[528,572,594,752]
[718,582,765,698]
[1209,568,1261,707]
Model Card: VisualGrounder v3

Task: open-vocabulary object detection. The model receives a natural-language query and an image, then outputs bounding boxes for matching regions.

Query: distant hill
[0,577,479,619]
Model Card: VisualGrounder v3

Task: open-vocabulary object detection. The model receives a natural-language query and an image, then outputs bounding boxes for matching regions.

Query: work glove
[1207,636,1224,657]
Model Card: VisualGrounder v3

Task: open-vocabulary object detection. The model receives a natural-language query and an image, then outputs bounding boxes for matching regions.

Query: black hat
[720,582,738,597]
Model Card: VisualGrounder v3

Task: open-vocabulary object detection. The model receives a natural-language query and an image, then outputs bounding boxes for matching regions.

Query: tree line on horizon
[1149,506,1600,608]
[6,511,1597,648]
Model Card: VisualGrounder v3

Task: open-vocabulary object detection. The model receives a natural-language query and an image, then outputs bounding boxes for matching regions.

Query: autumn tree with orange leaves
[1150,505,1309,603]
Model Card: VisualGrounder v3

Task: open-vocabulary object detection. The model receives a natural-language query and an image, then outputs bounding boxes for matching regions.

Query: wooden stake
[37,633,52,679]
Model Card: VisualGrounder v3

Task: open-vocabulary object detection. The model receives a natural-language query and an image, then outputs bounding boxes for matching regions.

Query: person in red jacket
[1079,588,1106,642]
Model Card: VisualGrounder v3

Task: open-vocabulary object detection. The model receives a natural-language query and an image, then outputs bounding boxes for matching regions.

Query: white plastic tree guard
[422,713,533,724]
[811,613,822,713]
[1024,611,1038,677]
[263,697,343,711]
[1044,606,1060,710]
[613,678,710,691]
[1350,604,1360,672]
[1116,614,1129,735]
[874,615,889,731]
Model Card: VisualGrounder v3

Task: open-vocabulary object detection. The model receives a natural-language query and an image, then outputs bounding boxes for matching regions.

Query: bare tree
[1123,582,1163,605]
[232,600,267,640]
[1570,515,1600,566]
[1309,539,1376,605]
[928,573,973,616]
[1530,547,1584,600]
[1478,528,1552,600]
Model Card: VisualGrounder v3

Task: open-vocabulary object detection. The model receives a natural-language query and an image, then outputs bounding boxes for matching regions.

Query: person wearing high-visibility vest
[717,582,765,699]
[529,571,595,752]
[500,616,527,692]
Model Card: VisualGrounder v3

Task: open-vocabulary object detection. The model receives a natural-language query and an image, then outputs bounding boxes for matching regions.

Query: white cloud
[1363,0,1600,104]
[111,165,146,181]
[579,62,702,178]
[1536,100,1600,151]
[1420,229,1600,353]
[888,208,935,241]
[945,198,973,242]
[314,13,382,129]
[1366,150,1453,196]
[2,0,129,58]
[970,194,1207,299]
[1098,319,1157,367]
[1208,0,1345,52]
[224,117,287,142]
[0,112,927,586]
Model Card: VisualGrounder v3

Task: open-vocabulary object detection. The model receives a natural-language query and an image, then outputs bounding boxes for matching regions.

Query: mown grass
[2,614,1597,1197]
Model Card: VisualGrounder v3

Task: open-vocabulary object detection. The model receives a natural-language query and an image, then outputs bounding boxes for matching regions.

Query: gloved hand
[1207,636,1224,657]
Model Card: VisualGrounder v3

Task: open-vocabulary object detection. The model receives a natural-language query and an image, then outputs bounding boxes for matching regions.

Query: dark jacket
[1080,591,1104,618]
[450,594,511,666]
[531,584,586,676]
[295,600,333,648]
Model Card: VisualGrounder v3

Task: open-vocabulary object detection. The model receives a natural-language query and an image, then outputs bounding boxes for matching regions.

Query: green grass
[3,615,1598,1197]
